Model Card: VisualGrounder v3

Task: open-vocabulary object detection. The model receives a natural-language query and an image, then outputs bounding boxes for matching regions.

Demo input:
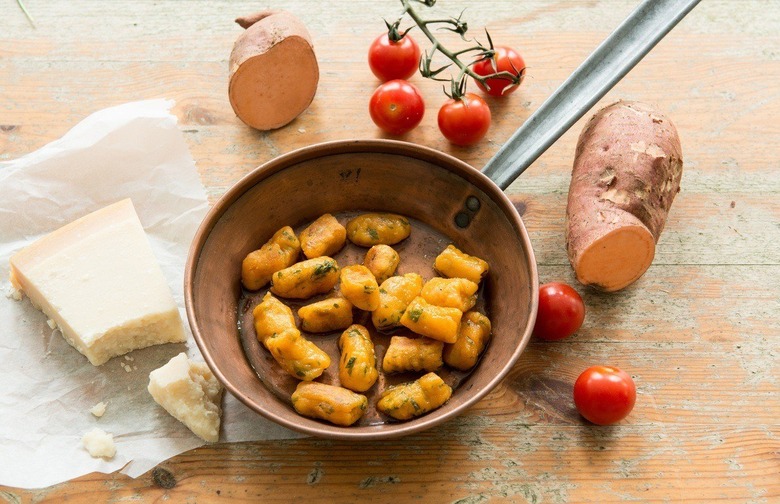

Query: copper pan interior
[186,139,538,440]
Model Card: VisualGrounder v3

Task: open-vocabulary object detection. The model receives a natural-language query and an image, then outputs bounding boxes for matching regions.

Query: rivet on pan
[465,196,481,212]
[455,212,471,228]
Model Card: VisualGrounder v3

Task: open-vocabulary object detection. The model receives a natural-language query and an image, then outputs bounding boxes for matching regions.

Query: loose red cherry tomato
[574,365,637,425]
[533,282,585,340]
[437,93,491,146]
[368,33,421,81]
[369,80,425,135]
[472,46,526,97]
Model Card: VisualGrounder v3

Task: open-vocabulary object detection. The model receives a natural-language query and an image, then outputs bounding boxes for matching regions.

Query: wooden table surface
[2,0,778,502]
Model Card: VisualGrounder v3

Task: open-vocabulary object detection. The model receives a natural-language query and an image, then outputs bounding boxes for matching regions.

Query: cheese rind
[148,352,224,442]
[8,199,186,365]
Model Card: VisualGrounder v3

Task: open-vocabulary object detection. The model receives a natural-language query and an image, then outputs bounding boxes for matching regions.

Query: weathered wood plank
[9,423,777,503]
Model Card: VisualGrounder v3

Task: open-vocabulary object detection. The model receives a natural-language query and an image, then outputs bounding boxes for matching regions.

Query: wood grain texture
[1,0,778,502]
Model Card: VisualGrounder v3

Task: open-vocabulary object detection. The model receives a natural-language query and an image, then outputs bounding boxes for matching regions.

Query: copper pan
[185,0,699,439]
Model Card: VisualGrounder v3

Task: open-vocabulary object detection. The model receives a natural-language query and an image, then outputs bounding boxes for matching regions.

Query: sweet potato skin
[566,100,683,291]
[235,11,277,30]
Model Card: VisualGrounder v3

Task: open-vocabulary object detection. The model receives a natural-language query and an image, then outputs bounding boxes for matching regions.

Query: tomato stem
[385,18,414,42]
[16,0,36,28]
[400,0,521,98]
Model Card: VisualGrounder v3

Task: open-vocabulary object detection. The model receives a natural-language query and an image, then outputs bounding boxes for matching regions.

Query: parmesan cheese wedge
[8,199,186,365]
[148,352,224,442]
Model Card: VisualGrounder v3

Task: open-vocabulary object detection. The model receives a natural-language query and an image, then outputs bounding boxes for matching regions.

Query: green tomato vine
[390,0,523,99]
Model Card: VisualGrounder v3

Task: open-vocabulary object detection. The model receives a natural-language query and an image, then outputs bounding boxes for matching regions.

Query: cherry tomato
[574,365,637,425]
[472,46,526,97]
[369,80,425,135]
[533,282,585,341]
[437,93,491,146]
[368,33,421,81]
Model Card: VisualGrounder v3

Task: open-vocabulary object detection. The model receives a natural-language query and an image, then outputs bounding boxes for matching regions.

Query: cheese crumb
[81,428,116,459]
[5,284,22,301]
[46,318,58,329]
[148,352,224,442]
[90,401,107,418]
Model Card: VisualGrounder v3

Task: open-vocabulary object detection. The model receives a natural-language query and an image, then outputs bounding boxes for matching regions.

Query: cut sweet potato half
[228,11,319,131]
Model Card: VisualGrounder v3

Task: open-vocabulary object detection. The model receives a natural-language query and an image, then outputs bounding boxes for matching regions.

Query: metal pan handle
[481,0,701,190]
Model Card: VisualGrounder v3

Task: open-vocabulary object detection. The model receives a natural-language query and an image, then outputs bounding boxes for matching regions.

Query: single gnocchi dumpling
[252,292,297,346]
[291,381,367,426]
[420,277,479,312]
[346,213,411,247]
[241,226,301,290]
[297,295,353,333]
[443,311,492,371]
[264,328,331,381]
[252,293,330,380]
[339,265,380,311]
[372,273,423,330]
[376,372,452,421]
[299,213,346,259]
[382,335,443,374]
[338,325,379,392]
[400,296,462,344]
[363,244,400,284]
[434,244,490,284]
[270,256,339,299]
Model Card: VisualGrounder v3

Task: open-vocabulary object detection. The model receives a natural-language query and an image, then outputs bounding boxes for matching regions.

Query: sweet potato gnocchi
[339,265,380,311]
[300,213,346,259]
[291,381,367,426]
[400,296,463,344]
[338,325,379,392]
[297,296,353,333]
[265,328,331,381]
[376,372,453,421]
[252,292,296,345]
[363,244,400,284]
[270,256,340,299]
[421,277,479,312]
[434,244,490,284]
[382,335,443,374]
[372,273,423,331]
[346,213,411,247]
[253,293,331,381]
[242,226,301,290]
[243,211,493,427]
[443,311,492,371]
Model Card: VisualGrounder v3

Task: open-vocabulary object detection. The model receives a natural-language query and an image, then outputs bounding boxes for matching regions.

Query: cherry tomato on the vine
[533,282,585,341]
[472,46,526,97]
[368,33,421,81]
[437,93,491,146]
[369,79,425,135]
[573,365,637,425]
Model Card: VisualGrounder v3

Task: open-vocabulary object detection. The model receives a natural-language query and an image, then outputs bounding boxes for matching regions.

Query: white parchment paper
[0,100,299,489]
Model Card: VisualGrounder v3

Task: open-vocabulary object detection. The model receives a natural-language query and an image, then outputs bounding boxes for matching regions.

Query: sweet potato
[566,100,683,291]
[229,10,319,130]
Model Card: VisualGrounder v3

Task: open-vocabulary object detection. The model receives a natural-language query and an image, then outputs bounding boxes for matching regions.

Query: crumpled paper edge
[0,99,301,489]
